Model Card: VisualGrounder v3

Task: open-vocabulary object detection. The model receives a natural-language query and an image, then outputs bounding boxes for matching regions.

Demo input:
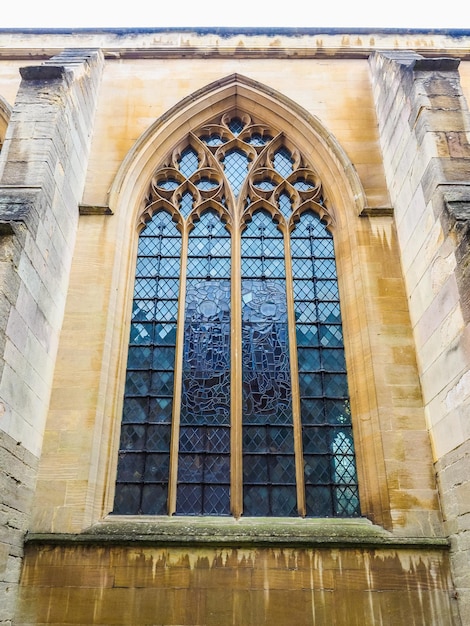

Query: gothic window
[113,113,360,518]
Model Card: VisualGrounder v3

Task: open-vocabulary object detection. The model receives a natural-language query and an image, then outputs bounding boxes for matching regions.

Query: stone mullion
[230,218,243,517]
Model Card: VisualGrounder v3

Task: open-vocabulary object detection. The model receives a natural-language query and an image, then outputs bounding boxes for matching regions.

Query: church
[0,27,469,625]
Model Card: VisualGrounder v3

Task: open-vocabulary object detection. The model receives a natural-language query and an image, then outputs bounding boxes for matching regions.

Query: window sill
[26,517,450,550]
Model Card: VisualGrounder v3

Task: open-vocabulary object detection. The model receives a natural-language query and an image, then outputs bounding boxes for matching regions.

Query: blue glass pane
[156,178,179,191]
[176,484,202,514]
[278,192,291,217]
[138,238,157,256]
[196,178,219,191]
[229,117,244,135]
[156,278,179,299]
[223,149,249,197]
[142,211,176,236]
[122,397,148,424]
[320,323,343,345]
[254,179,276,191]
[315,259,336,278]
[151,371,174,395]
[335,486,360,516]
[125,371,151,396]
[292,212,329,238]
[297,347,321,371]
[271,485,297,516]
[296,324,320,347]
[149,397,173,423]
[204,484,230,515]
[273,147,293,177]
[154,323,177,346]
[304,454,331,485]
[141,484,168,515]
[180,191,193,217]
[113,484,142,515]
[129,322,152,345]
[134,278,156,299]
[178,147,199,177]
[200,134,224,146]
[116,452,145,482]
[302,426,329,454]
[120,424,146,450]
[246,133,270,146]
[292,179,315,191]
[300,398,325,425]
[305,485,333,517]
[144,452,170,480]
[314,238,335,257]
[244,485,269,516]
[127,346,152,369]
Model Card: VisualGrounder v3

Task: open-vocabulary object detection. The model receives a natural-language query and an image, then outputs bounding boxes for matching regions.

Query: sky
[2,0,469,31]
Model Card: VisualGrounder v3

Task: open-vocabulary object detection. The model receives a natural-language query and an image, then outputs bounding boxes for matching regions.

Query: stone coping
[1,29,470,61]
[26,517,450,549]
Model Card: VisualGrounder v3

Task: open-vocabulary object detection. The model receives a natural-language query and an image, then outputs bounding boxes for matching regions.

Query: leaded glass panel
[114,210,181,515]
[273,147,293,177]
[178,147,199,177]
[223,149,249,197]
[291,211,360,517]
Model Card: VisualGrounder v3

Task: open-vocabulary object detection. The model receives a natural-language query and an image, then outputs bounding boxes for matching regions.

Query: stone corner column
[370,49,470,625]
[0,48,104,625]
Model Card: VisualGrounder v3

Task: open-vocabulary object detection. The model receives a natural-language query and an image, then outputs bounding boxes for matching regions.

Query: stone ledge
[0,186,42,227]
[19,64,69,82]
[26,517,450,549]
[413,57,461,72]
[359,206,394,217]
[79,203,113,215]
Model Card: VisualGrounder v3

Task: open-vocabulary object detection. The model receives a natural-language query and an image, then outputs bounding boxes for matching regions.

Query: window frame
[113,113,360,519]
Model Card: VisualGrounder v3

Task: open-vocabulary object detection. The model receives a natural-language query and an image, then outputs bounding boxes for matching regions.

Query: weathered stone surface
[14,542,458,626]
[0,49,104,625]
[370,49,470,626]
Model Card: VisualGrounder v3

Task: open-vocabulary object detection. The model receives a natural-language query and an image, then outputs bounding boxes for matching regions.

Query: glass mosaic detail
[241,211,296,516]
[113,211,181,515]
[291,211,360,516]
[177,211,231,515]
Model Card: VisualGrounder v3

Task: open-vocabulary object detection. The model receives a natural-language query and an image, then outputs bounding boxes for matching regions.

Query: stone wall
[0,50,104,625]
[369,50,470,623]
[15,535,456,626]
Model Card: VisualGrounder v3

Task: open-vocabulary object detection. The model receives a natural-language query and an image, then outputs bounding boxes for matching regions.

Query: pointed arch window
[113,113,360,518]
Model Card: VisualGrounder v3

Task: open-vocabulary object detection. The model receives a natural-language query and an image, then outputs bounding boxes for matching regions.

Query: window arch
[113,112,360,518]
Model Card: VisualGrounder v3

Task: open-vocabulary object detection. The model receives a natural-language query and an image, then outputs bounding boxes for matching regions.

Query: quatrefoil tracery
[143,113,333,230]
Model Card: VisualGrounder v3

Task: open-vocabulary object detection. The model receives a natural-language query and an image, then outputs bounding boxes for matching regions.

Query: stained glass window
[113,112,360,518]
[177,211,231,515]
[242,211,296,516]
